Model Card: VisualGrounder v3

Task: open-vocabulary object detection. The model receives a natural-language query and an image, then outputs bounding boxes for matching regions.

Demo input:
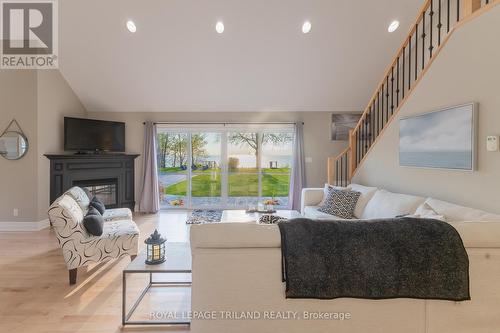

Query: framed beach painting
[399,103,476,171]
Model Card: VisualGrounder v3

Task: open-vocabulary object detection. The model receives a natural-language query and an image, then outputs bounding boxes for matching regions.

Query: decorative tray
[245,209,277,214]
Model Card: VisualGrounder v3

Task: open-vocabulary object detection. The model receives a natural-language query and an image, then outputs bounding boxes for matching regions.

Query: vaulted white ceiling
[59,0,423,112]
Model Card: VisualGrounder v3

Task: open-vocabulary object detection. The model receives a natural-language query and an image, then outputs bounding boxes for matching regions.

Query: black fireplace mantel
[45,153,140,210]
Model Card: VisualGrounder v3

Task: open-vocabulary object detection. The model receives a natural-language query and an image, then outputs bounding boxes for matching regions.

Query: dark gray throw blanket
[278,217,470,301]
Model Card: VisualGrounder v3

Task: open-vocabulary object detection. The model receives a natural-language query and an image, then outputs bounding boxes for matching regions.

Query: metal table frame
[122,249,192,326]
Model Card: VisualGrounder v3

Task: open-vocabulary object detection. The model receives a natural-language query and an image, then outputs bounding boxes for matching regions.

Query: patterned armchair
[48,187,139,284]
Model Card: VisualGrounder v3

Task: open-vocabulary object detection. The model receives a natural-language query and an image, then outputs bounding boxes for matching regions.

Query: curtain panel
[290,122,305,210]
[139,122,160,213]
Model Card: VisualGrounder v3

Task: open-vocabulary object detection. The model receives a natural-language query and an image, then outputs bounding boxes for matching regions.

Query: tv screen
[64,117,125,152]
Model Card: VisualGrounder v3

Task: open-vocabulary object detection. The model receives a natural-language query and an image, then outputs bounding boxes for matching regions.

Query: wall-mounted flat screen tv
[399,103,476,171]
[64,117,125,152]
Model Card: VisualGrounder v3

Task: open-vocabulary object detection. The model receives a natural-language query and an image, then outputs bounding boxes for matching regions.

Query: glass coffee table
[122,242,191,326]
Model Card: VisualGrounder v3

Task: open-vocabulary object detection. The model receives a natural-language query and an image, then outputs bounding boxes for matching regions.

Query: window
[156,124,294,209]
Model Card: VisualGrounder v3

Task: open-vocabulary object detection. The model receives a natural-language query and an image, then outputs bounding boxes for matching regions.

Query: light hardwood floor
[0,211,192,333]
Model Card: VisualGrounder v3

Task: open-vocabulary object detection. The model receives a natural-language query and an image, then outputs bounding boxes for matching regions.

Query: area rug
[186,209,223,224]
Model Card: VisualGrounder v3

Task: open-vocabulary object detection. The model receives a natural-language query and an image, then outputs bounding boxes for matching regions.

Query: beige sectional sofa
[301,184,500,222]
[190,184,500,333]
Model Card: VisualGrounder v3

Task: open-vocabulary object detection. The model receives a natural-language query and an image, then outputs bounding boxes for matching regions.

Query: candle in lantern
[144,229,166,265]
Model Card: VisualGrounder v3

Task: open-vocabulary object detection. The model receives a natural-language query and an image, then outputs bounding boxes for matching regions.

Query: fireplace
[45,154,139,210]
[73,178,118,207]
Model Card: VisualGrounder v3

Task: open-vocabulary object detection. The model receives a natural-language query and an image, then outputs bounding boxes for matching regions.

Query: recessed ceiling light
[388,20,400,33]
[302,21,312,34]
[215,21,224,34]
[126,20,137,33]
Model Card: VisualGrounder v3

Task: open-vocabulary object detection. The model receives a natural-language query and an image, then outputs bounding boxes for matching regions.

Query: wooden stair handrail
[353,0,431,133]
[327,146,350,185]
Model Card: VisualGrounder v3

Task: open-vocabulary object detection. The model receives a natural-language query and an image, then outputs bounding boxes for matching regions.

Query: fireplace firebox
[73,178,118,207]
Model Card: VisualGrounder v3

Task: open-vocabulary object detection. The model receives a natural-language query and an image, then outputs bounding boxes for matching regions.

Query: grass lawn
[159,167,186,173]
[163,172,290,197]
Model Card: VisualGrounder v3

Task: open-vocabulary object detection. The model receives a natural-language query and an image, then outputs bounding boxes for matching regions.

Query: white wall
[0,70,38,222]
[353,5,500,214]
[87,111,352,206]
[36,70,87,220]
[0,70,86,223]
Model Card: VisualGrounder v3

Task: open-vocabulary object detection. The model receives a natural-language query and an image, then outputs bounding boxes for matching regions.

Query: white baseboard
[0,219,50,232]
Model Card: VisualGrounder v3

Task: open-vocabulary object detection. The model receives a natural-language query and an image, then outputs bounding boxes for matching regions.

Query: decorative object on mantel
[186,209,222,224]
[399,103,476,171]
[145,229,166,265]
[0,119,29,160]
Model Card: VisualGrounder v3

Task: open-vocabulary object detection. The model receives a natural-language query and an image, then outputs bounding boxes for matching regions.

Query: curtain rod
[142,121,304,125]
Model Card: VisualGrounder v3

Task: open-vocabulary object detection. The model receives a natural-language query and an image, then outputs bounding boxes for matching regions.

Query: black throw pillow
[83,206,104,236]
[87,206,100,216]
[89,196,106,215]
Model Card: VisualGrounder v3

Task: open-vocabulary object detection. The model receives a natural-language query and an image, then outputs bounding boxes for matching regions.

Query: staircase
[328,0,498,186]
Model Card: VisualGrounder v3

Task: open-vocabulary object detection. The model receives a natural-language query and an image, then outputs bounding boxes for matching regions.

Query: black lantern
[144,229,166,265]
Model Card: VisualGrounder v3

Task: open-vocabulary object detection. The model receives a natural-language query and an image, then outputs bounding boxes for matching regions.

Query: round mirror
[0,131,29,160]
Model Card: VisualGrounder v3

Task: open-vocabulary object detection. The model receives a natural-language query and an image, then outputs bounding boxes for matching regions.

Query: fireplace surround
[45,154,139,210]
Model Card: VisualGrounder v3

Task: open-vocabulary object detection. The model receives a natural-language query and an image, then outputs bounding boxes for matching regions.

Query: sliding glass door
[190,132,222,208]
[157,132,188,208]
[260,131,293,209]
[157,125,294,209]
[227,132,260,208]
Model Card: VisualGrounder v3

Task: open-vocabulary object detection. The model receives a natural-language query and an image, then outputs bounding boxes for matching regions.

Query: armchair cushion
[103,208,133,222]
[49,194,85,230]
[65,186,91,212]
[61,219,139,270]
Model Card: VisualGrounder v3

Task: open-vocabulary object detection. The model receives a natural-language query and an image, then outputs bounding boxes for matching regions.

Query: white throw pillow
[361,190,425,219]
[408,202,447,222]
[318,183,346,207]
[347,183,378,218]
[424,198,500,222]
